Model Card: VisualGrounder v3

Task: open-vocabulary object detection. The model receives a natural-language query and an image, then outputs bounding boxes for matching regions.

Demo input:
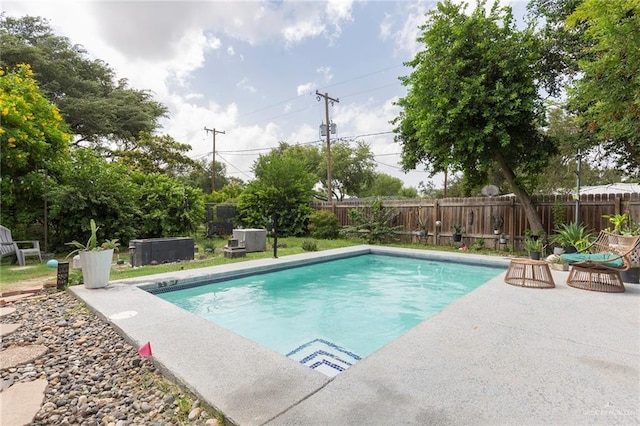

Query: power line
[238,64,404,123]
[216,153,253,180]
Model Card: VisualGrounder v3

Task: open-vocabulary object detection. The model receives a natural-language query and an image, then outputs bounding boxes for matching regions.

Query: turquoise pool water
[158,254,501,363]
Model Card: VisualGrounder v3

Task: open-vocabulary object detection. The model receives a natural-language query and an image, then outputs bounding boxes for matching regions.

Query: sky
[3,0,527,190]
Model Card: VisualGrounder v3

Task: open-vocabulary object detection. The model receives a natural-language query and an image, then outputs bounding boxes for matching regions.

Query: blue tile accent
[286,338,361,360]
[287,338,361,376]
[300,350,354,367]
[309,359,345,372]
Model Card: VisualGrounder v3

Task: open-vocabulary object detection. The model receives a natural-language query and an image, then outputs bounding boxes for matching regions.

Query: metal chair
[0,225,42,266]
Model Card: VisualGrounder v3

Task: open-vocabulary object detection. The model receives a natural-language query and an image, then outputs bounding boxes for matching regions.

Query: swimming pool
[155,253,501,375]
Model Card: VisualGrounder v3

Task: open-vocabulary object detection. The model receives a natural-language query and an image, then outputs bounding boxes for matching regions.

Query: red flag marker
[138,341,152,357]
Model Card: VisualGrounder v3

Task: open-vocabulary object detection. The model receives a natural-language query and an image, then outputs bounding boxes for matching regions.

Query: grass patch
[1,235,516,291]
[0,237,361,288]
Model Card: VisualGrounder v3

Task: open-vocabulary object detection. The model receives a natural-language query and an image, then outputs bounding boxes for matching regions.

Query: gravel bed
[1,289,225,425]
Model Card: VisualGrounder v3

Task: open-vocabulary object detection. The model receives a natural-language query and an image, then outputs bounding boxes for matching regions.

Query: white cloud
[2,0,428,188]
[297,82,316,96]
[207,36,222,50]
[237,78,257,93]
[282,18,326,45]
[316,66,334,84]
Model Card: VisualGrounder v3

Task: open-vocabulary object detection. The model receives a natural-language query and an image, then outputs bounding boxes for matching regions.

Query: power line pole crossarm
[315,90,339,202]
[204,127,225,193]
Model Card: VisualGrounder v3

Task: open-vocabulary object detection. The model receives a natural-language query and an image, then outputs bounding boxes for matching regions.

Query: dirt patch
[0,276,56,296]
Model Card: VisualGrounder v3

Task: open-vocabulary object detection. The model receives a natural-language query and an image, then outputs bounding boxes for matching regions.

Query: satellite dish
[481,185,500,197]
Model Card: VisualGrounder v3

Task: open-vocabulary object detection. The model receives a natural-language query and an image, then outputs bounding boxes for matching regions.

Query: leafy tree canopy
[236,151,315,236]
[112,131,198,175]
[566,0,640,174]
[0,63,71,234]
[0,15,168,149]
[393,0,556,231]
[526,0,586,95]
[320,140,376,201]
[360,173,404,197]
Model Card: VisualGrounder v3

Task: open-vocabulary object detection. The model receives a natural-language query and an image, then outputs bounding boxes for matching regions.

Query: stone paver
[0,323,21,338]
[0,344,48,369]
[0,379,48,426]
[0,306,16,317]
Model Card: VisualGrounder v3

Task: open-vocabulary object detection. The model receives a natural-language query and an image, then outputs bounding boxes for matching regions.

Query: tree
[361,173,403,197]
[112,132,198,175]
[526,0,586,96]
[393,0,556,232]
[320,140,376,201]
[0,15,168,150]
[208,179,246,203]
[130,171,205,238]
[236,152,315,237]
[47,149,141,251]
[566,0,640,174]
[0,63,71,234]
[47,148,205,251]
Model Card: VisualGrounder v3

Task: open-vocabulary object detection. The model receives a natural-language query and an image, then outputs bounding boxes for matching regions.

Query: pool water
[158,254,501,372]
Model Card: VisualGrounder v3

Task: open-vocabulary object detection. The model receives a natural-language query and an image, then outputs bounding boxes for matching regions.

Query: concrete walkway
[69,246,640,425]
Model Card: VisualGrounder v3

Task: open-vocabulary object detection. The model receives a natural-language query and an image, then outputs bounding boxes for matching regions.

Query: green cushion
[560,252,625,269]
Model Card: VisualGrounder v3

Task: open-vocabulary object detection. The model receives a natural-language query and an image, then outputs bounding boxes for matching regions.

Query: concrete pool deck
[70,245,640,425]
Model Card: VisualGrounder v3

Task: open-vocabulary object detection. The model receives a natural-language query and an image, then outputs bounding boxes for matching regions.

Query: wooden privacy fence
[312,193,640,250]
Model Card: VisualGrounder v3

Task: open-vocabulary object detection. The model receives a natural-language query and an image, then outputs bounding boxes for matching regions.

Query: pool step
[286,338,361,377]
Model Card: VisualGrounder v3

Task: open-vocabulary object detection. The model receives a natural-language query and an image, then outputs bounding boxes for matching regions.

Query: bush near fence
[312,193,640,251]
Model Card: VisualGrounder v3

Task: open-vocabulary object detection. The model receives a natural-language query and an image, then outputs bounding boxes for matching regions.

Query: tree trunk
[494,153,545,233]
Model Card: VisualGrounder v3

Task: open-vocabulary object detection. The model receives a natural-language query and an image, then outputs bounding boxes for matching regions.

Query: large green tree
[393,0,556,232]
[112,132,198,175]
[527,0,585,96]
[47,148,205,251]
[0,15,168,150]
[320,140,376,201]
[266,141,377,201]
[566,0,640,175]
[236,152,315,237]
[0,63,70,235]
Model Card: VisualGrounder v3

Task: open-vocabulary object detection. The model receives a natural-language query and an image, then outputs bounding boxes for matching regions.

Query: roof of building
[579,183,640,195]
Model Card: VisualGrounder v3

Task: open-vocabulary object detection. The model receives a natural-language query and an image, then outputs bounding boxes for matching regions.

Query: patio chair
[560,231,640,293]
[0,225,43,267]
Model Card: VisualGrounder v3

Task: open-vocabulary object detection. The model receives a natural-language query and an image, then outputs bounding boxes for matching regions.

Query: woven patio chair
[560,231,640,293]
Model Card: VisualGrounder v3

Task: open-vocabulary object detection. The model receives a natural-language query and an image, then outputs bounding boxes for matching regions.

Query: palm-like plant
[550,222,593,251]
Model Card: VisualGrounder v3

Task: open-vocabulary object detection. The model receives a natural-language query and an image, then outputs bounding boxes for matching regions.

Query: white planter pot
[80,249,113,289]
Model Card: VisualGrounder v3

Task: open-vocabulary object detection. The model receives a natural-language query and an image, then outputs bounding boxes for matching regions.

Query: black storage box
[129,237,194,267]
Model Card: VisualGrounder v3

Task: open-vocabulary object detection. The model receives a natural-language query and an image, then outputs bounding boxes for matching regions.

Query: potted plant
[604,212,640,284]
[549,222,593,254]
[416,215,428,238]
[67,219,119,289]
[523,237,545,260]
[451,225,464,242]
[492,216,503,235]
[546,254,569,271]
[499,234,508,244]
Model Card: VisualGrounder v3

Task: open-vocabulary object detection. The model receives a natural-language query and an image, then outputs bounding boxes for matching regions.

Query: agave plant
[550,222,593,251]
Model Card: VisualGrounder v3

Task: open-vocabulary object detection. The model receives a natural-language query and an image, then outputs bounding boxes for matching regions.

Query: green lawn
[0,236,515,293]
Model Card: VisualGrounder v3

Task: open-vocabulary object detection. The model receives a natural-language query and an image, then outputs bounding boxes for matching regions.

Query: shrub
[301,240,319,251]
[308,210,341,239]
[340,198,401,244]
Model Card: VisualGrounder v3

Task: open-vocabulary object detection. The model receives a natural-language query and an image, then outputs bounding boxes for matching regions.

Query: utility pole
[204,127,225,192]
[575,150,582,223]
[316,90,339,202]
